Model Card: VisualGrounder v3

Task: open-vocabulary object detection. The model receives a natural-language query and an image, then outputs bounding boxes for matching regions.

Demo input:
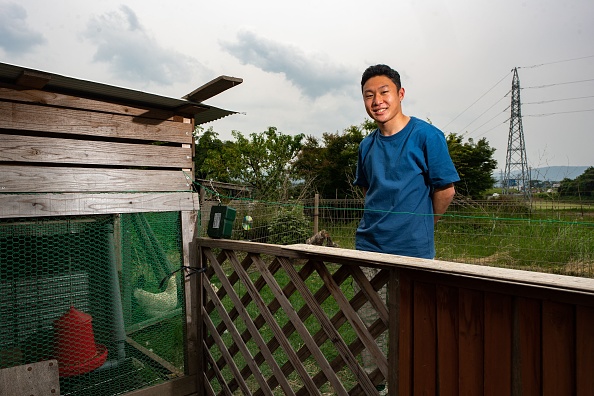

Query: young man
[354,64,459,259]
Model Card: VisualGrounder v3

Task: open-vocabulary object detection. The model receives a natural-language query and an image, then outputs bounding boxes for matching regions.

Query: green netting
[0,212,186,395]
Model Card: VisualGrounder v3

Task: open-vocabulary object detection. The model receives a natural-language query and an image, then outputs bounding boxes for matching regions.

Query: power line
[473,117,510,140]
[518,54,594,69]
[523,78,594,89]
[466,108,510,138]
[523,95,594,105]
[443,70,512,130]
[459,92,510,136]
[524,109,594,117]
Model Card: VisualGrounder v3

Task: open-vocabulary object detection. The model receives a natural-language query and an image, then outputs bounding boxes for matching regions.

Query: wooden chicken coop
[0,62,241,396]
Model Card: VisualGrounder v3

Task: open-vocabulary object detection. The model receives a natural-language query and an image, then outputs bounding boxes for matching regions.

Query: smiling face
[362,75,406,135]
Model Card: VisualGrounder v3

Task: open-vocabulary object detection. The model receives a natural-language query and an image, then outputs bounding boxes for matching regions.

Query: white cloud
[82,5,209,87]
[220,30,359,100]
[0,2,45,55]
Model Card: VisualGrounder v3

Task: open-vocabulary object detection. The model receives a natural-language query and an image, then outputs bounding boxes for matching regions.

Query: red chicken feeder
[54,306,108,377]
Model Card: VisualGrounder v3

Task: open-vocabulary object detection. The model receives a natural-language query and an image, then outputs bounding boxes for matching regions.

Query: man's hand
[432,184,455,224]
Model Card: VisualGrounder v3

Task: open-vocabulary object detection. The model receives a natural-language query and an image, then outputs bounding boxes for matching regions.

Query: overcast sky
[2,0,593,170]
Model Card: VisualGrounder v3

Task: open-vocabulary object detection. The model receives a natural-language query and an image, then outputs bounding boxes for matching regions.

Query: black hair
[361,64,401,90]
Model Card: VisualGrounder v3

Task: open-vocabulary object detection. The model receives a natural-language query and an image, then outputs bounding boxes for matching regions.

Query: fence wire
[199,190,594,278]
[0,213,186,395]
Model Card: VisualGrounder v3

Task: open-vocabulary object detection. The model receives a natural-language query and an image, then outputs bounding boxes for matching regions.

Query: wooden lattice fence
[196,238,594,396]
[198,240,391,396]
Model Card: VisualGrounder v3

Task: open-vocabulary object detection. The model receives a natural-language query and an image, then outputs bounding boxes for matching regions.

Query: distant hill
[531,166,590,181]
[494,166,590,182]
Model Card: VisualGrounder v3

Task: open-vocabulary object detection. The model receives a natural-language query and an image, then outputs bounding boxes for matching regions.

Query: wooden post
[181,210,201,394]
[313,193,319,235]
[388,269,400,395]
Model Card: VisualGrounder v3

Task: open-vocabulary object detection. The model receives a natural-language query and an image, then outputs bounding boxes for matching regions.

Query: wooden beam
[0,192,198,218]
[0,135,193,168]
[0,165,193,193]
[15,70,51,89]
[0,101,193,143]
[183,76,243,103]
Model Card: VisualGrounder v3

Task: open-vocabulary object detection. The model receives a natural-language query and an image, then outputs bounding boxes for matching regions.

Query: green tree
[195,126,305,200]
[230,127,304,200]
[558,167,594,198]
[194,126,232,182]
[294,122,369,198]
[446,133,498,199]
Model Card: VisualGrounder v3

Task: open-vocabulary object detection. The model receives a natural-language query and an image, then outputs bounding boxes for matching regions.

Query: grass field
[137,199,594,393]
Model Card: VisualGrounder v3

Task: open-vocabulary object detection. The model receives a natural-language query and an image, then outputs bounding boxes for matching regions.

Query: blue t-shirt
[353,117,459,258]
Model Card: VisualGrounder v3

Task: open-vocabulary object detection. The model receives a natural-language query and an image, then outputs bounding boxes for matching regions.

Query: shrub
[268,207,310,245]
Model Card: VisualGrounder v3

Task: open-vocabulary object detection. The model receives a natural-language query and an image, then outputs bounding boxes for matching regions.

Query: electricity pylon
[502,67,531,200]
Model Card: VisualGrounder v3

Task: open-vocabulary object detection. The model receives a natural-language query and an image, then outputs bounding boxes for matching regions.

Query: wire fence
[198,191,594,279]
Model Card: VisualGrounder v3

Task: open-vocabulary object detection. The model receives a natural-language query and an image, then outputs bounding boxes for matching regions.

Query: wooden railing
[196,238,594,396]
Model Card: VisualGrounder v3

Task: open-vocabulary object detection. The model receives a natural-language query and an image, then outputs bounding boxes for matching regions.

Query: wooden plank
[413,281,437,395]
[203,239,594,306]
[0,101,193,143]
[0,85,189,121]
[114,374,197,396]
[0,165,192,193]
[0,134,192,168]
[398,270,413,396]
[0,192,198,218]
[282,244,594,298]
[515,297,542,396]
[576,305,594,396]
[458,288,484,395]
[199,238,303,259]
[484,292,512,396]
[0,359,59,395]
[436,285,459,396]
[542,301,575,396]
[184,75,243,102]
[15,70,51,89]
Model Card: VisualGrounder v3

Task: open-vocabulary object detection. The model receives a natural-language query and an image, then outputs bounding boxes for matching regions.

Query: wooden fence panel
[516,297,542,396]
[542,301,575,396]
[398,271,413,395]
[484,293,512,396]
[576,305,594,396]
[436,285,459,396]
[195,240,594,396]
[458,288,484,395]
[413,281,436,395]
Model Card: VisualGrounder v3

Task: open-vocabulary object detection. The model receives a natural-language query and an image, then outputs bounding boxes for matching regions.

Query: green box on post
[207,205,236,238]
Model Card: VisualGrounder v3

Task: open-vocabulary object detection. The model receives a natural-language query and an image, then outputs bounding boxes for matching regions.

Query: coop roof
[0,62,242,125]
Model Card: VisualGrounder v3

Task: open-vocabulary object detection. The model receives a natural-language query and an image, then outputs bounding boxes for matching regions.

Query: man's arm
[432,183,455,224]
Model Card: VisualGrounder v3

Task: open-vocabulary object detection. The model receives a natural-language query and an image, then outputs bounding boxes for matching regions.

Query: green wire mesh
[0,212,186,395]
